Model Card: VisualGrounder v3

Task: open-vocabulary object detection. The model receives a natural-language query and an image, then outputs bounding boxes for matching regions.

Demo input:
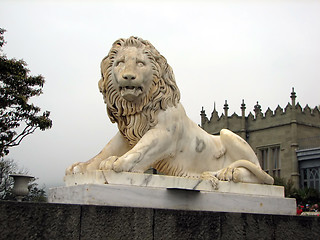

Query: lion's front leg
[105,129,174,173]
[65,132,131,175]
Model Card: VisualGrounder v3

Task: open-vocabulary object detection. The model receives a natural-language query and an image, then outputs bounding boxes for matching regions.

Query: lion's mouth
[120,86,143,101]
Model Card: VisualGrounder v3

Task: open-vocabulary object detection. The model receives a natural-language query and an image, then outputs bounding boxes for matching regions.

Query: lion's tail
[229,160,274,185]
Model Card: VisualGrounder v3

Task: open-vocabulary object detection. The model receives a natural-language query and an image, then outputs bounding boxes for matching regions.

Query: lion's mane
[98,37,180,146]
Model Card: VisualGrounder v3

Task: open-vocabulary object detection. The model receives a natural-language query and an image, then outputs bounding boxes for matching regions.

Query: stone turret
[254,101,262,118]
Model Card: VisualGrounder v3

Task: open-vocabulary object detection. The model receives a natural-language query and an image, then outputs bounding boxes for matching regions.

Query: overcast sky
[1,0,319,188]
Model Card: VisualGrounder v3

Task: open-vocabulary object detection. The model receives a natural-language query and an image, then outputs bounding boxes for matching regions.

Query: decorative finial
[241,99,246,110]
[223,100,229,118]
[290,87,296,107]
[224,100,229,110]
[200,106,206,115]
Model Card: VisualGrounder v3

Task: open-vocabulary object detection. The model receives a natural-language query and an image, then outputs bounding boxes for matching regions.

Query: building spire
[290,87,296,107]
[223,100,229,116]
[240,99,247,140]
[241,99,246,117]
[200,106,206,116]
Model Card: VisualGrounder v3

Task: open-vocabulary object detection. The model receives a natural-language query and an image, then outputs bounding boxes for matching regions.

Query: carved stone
[65,37,274,187]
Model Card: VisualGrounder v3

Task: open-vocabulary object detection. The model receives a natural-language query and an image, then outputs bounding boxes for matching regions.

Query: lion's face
[112,47,154,102]
[99,37,180,145]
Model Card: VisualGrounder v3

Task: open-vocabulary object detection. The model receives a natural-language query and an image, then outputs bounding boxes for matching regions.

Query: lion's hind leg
[207,167,245,183]
[200,168,254,189]
[202,160,274,185]
[220,167,259,183]
[215,167,242,182]
[227,160,274,184]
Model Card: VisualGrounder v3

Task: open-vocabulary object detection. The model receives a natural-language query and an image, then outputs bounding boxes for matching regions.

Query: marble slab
[64,170,285,197]
[54,171,296,215]
[49,183,296,215]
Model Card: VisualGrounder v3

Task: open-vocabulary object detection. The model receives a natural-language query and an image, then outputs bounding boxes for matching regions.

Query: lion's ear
[101,55,109,71]
[98,78,104,93]
[99,55,110,93]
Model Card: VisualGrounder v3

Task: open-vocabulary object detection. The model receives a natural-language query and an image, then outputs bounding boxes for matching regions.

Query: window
[258,145,280,177]
[260,148,269,173]
[310,168,319,190]
[301,167,320,192]
[271,146,280,178]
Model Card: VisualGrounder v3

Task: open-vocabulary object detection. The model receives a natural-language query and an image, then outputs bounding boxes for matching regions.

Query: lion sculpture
[66,37,274,187]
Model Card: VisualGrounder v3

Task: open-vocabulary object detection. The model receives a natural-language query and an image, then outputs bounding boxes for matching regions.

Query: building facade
[200,89,320,190]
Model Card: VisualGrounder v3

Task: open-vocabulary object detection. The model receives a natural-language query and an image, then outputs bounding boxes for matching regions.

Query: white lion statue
[66,37,274,186]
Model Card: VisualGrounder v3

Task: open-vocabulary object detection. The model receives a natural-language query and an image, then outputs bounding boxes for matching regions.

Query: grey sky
[1,0,319,188]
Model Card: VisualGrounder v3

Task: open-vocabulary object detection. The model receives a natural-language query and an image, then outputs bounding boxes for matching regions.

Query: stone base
[49,171,296,216]
[63,170,285,197]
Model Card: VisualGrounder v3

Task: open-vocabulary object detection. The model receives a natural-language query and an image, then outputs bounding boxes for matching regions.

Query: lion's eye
[137,61,145,67]
[115,61,124,67]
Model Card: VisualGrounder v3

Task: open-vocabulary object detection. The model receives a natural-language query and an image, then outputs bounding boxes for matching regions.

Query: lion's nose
[122,73,136,81]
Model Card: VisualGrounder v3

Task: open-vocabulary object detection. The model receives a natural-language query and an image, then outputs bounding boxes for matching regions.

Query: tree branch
[5,124,38,147]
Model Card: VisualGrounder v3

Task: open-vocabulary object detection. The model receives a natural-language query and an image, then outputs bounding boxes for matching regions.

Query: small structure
[200,88,320,190]
[9,174,34,201]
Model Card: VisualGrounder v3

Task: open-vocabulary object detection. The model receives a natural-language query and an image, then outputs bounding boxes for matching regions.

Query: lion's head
[99,37,180,146]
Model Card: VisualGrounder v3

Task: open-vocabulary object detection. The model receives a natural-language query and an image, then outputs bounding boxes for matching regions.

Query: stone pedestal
[49,171,296,215]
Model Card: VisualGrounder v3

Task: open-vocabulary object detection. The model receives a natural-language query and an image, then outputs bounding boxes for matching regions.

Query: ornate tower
[290,87,299,187]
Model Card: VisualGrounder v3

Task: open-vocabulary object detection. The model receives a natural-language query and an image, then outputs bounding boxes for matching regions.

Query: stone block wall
[1,201,320,240]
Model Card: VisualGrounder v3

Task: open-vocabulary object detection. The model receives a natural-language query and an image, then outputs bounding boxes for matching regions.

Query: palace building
[200,88,320,191]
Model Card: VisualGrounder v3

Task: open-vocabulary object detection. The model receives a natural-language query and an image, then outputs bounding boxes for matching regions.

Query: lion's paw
[99,156,118,171]
[65,162,86,175]
[217,167,233,181]
[201,171,219,190]
[112,157,134,172]
[216,167,241,182]
[232,168,242,183]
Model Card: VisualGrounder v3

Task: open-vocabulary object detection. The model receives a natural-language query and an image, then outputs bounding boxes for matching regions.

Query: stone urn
[9,174,34,201]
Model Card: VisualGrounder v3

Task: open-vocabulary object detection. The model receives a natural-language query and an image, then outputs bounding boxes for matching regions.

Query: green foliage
[25,183,47,202]
[274,177,320,205]
[0,28,52,156]
[293,187,319,205]
[0,158,47,201]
